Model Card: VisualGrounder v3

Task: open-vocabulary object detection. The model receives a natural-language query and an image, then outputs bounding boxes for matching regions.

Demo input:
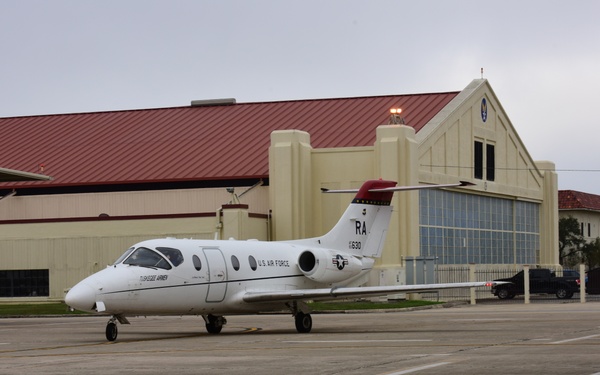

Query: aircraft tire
[106,322,118,341]
[295,312,312,333]
[206,315,224,334]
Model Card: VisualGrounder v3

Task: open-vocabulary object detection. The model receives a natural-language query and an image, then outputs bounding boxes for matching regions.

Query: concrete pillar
[374,125,419,266]
[221,204,249,240]
[537,161,559,266]
[580,263,586,304]
[523,265,530,304]
[469,263,476,305]
[269,130,312,240]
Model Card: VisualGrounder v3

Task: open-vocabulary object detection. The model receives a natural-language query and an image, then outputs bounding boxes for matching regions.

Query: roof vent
[191,98,236,107]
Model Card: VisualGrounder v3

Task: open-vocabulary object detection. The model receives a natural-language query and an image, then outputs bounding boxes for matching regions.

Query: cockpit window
[123,247,172,270]
[156,247,184,267]
[113,247,135,266]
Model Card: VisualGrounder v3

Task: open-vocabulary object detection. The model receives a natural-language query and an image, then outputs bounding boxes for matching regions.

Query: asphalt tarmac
[1,302,599,375]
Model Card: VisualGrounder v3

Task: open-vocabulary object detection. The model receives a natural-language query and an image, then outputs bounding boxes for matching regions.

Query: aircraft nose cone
[65,282,97,312]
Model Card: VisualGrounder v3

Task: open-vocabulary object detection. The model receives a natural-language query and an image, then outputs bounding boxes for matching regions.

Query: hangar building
[0,79,558,301]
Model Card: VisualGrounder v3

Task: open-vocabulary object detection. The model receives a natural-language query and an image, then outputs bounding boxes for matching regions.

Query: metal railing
[419,264,591,303]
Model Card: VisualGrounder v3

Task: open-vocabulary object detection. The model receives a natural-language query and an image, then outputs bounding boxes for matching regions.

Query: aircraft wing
[242,281,500,303]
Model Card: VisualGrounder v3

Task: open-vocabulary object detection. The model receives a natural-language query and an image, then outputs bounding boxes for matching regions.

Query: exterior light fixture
[388,108,406,125]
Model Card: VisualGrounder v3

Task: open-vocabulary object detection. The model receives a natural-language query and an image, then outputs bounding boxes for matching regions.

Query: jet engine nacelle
[297,248,363,284]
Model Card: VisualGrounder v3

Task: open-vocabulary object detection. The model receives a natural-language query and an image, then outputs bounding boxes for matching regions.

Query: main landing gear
[105,315,130,342]
[203,314,227,334]
[288,300,312,333]
[294,311,312,333]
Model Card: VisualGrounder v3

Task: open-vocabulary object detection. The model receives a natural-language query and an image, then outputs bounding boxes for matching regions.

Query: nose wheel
[106,320,118,341]
[105,315,130,342]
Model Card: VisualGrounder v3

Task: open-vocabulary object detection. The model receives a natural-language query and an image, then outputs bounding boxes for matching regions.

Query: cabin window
[156,247,184,266]
[192,255,202,271]
[124,247,172,270]
[231,255,240,271]
[113,247,135,265]
[249,256,257,271]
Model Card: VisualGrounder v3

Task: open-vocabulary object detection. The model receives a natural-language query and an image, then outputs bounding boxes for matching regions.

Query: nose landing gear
[105,315,130,341]
[106,319,118,341]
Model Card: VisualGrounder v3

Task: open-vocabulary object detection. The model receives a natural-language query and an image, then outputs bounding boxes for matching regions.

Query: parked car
[586,268,600,294]
[561,269,580,278]
[491,268,580,299]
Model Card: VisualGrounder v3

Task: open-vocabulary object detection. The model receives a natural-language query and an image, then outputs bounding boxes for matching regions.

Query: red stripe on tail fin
[352,179,397,206]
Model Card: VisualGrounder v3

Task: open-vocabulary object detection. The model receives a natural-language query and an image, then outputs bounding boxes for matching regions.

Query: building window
[486,144,495,181]
[474,140,495,181]
[474,141,483,179]
[0,269,49,297]
[420,190,539,265]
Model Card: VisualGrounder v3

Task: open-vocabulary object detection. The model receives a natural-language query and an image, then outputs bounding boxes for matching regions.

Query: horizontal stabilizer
[321,181,474,194]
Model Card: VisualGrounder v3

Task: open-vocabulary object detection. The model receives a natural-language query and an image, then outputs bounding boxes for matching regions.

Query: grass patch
[0,303,88,316]
[308,299,443,311]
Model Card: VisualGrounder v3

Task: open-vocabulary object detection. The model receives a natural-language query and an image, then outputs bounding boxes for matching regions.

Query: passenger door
[203,248,227,302]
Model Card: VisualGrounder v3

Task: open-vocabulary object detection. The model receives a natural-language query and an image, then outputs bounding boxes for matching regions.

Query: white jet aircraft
[66,179,496,341]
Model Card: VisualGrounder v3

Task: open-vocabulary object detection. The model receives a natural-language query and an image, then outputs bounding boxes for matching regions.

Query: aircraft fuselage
[67,238,369,316]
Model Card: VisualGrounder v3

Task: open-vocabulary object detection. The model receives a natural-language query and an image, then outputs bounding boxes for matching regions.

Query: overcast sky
[2,1,599,193]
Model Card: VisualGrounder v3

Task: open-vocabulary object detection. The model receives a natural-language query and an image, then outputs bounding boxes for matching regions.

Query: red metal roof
[559,190,600,211]
[0,92,458,190]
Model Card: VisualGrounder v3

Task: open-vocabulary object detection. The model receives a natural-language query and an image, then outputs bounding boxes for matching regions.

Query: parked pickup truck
[491,269,580,300]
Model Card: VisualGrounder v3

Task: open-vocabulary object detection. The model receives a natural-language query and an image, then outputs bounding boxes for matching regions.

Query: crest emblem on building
[481,98,488,122]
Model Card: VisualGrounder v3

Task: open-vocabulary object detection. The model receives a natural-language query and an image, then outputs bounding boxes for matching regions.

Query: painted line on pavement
[550,334,600,344]
[384,361,451,374]
[283,339,431,343]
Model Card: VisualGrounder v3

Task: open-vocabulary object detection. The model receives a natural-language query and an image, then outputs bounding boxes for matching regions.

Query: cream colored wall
[220,205,269,241]
[0,186,270,220]
[417,79,545,199]
[0,212,269,300]
[0,186,270,300]
[310,147,374,238]
[268,130,313,241]
[0,217,218,300]
[268,125,418,267]
[374,125,419,265]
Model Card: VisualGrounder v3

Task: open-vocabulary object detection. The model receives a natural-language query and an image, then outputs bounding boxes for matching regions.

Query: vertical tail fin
[316,179,397,257]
